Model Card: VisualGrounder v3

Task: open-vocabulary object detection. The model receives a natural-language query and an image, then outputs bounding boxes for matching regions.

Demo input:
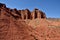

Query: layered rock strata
[0,3,46,20]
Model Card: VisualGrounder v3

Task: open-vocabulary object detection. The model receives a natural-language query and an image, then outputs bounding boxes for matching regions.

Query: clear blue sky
[0,0,60,18]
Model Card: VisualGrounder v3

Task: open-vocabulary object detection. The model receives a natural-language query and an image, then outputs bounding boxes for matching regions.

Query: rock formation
[0,3,6,8]
[31,8,46,19]
[0,3,46,20]
[0,3,60,40]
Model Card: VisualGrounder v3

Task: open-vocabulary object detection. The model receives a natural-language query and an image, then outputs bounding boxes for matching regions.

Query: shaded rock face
[0,3,6,8]
[0,3,46,20]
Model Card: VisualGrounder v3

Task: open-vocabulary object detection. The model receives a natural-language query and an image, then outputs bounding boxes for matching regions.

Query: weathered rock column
[25,10,28,20]
[25,9,31,20]
[21,10,25,20]
[37,10,41,19]
[31,11,35,19]
[34,9,41,19]
[21,9,31,20]
[18,10,22,19]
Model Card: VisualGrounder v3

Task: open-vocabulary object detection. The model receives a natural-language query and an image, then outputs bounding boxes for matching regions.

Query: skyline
[0,0,60,18]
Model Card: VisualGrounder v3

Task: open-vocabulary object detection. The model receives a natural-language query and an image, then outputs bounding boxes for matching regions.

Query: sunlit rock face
[0,3,60,40]
[31,8,46,19]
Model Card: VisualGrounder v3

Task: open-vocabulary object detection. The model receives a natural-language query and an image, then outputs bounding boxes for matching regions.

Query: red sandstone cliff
[0,3,60,40]
[0,3,46,20]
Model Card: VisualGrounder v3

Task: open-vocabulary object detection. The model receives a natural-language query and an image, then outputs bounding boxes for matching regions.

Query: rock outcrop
[31,8,46,19]
[0,3,46,20]
[0,3,6,8]
[0,3,60,40]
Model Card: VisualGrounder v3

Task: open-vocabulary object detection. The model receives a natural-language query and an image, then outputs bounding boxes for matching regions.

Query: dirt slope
[27,18,60,40]
[0,18,60,40]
